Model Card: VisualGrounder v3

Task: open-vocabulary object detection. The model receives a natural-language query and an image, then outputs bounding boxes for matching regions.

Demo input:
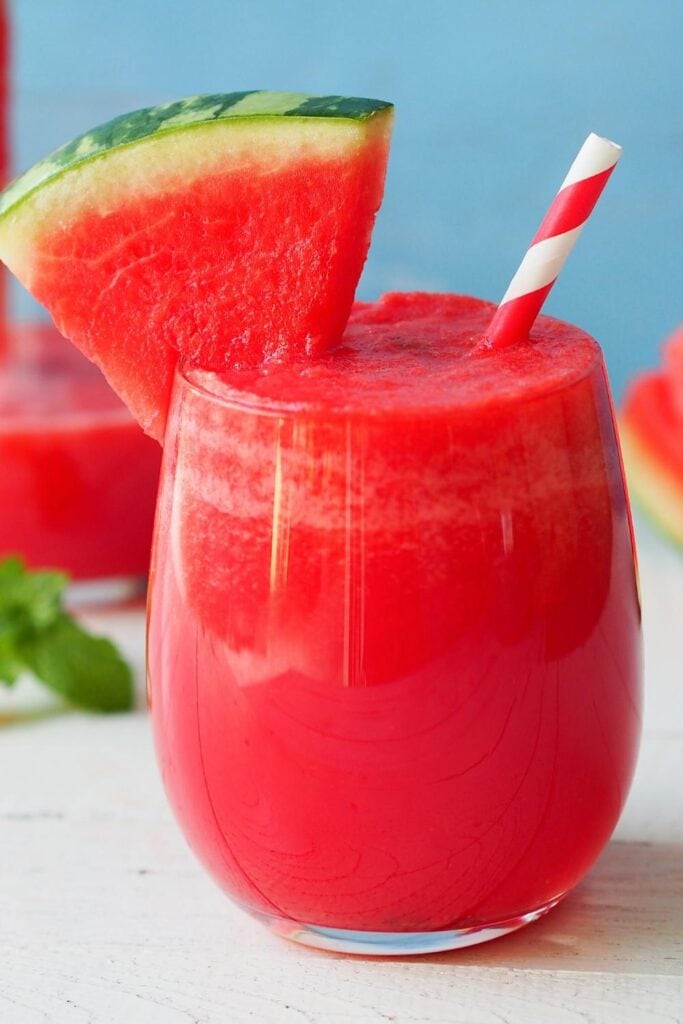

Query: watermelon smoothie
[0,323,161,583]
[148,292,642,954]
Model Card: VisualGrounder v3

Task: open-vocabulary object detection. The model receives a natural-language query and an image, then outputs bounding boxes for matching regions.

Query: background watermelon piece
[0,92,393,441]
[663,326,683,422]
[620,344,683,549]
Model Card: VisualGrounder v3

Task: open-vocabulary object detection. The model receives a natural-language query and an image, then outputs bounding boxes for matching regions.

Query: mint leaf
[0,555,134,712]
[0,556,67,635]
[19,613,133,712]
[0,629,25,685]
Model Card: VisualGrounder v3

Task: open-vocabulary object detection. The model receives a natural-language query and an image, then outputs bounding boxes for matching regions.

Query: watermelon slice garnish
[620,362,683,549]
[0,92,393,441]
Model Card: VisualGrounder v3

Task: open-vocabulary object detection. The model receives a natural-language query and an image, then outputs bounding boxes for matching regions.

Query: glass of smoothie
[147,292,642,955]
[0,0,161,597]
[0,323,161,592]
[0,85,640,953]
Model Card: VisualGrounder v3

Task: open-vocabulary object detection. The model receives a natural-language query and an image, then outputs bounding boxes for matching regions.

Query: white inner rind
[0,92,392,215]
[0,113,393,289]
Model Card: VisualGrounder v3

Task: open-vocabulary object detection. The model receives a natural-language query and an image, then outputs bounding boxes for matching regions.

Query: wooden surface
[1,523,682,1023]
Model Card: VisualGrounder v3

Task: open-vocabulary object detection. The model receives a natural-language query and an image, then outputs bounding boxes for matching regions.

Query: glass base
[261,894,565,956]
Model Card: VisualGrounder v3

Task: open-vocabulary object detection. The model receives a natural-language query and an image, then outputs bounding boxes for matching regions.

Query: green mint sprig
[0,555,134,712]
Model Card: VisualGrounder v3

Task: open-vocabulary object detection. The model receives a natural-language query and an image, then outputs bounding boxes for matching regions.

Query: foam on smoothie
[173,293,609,536]
[184,293,601,417]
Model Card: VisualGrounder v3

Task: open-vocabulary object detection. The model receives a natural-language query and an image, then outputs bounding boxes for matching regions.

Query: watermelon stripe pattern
[487,133,621,349]
[0,92,393,218]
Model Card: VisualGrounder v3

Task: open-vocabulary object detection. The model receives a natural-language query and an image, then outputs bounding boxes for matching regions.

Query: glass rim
[175,351,607,423]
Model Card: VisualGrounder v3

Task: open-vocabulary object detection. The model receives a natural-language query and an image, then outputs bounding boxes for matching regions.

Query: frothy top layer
[185,293,602,417]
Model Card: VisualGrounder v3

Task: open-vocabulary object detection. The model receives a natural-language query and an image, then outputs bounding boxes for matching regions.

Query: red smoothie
[0,323,160,581]
[148,293,641,950]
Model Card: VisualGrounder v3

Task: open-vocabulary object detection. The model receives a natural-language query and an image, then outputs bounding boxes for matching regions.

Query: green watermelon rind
[0,91,394,220]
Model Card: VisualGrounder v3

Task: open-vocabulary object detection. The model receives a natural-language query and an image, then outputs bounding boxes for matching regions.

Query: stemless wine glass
[147,300,641,956]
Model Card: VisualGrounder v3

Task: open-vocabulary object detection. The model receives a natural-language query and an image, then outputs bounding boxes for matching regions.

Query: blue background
[10,0,683,399]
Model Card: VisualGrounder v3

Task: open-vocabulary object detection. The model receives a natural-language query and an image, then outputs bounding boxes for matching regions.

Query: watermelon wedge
[620,328,683,548]
[0,92,393,441]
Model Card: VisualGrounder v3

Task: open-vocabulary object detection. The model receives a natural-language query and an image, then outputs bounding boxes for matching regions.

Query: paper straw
[486,133,622,349]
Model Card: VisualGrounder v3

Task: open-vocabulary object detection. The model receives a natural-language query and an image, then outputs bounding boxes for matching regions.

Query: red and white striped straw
[486,133,622,349]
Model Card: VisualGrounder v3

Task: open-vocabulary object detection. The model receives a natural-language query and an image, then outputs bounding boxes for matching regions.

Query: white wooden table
[2,519,682,1024]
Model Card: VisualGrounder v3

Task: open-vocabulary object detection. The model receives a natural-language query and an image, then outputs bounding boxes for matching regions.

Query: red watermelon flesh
[622,372,683,479]
[22,146,389,442]
[620,355,683,547]
[663,326,683,421]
